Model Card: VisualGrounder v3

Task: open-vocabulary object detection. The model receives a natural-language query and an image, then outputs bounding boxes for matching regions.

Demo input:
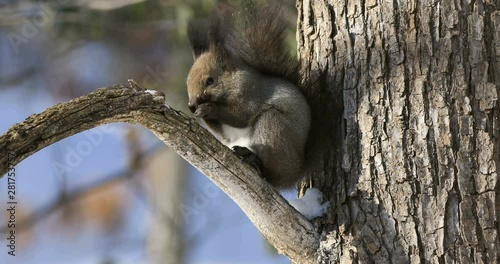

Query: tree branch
[0,84,319,263]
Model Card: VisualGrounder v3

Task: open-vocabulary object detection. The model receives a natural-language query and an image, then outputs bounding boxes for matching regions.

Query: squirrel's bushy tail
[226,1,299,85]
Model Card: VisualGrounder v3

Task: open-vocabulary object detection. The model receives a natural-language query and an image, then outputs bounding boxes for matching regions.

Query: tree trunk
[297,0,499,262]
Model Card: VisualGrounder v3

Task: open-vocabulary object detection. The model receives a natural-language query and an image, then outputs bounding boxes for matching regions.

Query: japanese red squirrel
[186,2,311,189]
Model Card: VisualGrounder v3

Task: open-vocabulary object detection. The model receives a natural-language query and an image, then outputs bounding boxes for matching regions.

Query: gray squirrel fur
[186,2,311,189]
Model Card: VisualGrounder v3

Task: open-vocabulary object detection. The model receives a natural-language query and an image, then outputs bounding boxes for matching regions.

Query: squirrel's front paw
[231,146,263,174]
[194,103,216,119]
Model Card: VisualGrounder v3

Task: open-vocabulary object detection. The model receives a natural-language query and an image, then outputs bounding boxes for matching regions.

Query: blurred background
[0,0,297,263]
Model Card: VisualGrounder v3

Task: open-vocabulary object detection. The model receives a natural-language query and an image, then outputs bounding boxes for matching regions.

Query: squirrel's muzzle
[188,101,196,113]
[188,90,211,114]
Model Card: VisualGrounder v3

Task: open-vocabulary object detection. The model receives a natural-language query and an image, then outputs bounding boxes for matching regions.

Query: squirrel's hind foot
[231,146,264,175]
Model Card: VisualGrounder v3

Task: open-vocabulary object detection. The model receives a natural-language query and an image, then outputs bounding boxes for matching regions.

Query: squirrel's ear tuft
[188,11,235,70]
[206,13,225,48]
[188,13,227,60]
[187,19,210,59]
[207,13,237,70]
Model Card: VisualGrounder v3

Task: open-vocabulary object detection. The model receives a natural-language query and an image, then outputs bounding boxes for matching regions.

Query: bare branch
[0,84,319,263]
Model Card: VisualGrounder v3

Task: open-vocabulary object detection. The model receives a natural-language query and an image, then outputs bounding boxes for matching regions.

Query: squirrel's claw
[194,102,217,119]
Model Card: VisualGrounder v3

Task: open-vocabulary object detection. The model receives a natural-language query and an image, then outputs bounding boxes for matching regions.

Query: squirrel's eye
[205,77,214,86]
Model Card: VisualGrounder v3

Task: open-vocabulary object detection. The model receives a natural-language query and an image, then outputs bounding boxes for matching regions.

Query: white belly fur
[221,124,253,151]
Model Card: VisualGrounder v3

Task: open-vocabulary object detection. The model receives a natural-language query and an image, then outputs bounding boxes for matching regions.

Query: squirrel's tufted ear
[208,13,237,71]
[187,19,210,59]
[188,12,227,60]
[188,11,235,71]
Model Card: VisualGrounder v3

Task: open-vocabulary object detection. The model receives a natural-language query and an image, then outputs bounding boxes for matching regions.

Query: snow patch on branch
[289,188,329,220]
[145,89,166,103]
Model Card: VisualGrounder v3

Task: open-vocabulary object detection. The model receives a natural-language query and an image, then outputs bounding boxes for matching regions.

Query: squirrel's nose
[188,101,196,113]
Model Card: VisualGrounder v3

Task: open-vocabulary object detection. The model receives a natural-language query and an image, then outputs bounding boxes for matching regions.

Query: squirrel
[186,2,311,189]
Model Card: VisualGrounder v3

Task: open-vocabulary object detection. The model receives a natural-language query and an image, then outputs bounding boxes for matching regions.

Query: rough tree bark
[298,0,499,262]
